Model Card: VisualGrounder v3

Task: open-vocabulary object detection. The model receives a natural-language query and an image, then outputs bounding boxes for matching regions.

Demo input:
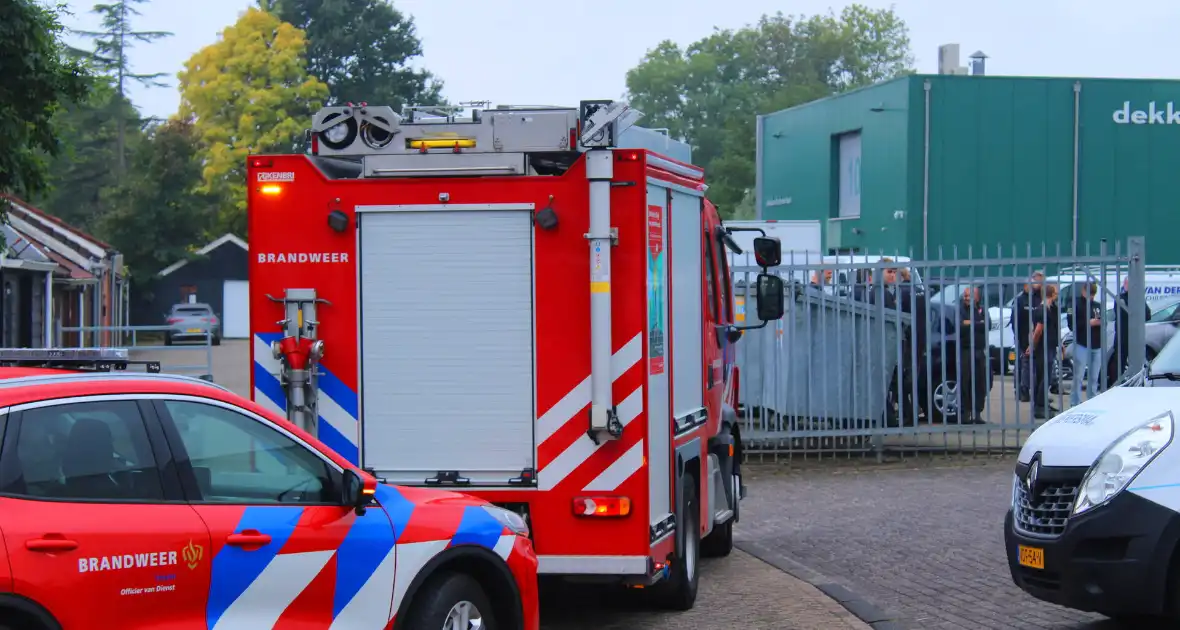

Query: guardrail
[55,324,215,382]
[729,237,1151,461]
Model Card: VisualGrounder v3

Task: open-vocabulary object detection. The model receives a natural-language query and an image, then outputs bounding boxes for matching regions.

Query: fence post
[1127,237,1147,376]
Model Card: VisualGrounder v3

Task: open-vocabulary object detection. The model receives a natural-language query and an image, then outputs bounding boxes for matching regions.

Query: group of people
[1010,272,1150,419]
[805,262,1151,423]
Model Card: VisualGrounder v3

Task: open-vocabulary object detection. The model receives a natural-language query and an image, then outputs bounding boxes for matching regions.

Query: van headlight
[1074,413,1174,515]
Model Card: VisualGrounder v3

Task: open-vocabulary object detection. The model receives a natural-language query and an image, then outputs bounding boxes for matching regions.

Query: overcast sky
[60,0,1178,120]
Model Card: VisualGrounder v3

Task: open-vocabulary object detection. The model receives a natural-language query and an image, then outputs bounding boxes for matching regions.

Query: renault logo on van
[1112,101,1180,125]
[1026,460,1040,497]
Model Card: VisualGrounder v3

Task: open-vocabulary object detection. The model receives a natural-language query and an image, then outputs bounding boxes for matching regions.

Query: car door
[153,397,399,629]
[0,397,212,629]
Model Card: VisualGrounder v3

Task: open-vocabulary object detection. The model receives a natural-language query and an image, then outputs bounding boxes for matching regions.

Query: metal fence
[56,324,216,381]
[730,237,1152,461]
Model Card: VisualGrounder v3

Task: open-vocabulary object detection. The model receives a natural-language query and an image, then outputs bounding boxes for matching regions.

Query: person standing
[959,285,990,424]
[1070,281,1103,406]
[1028,284,1060,420]
[1010,271,1045,402]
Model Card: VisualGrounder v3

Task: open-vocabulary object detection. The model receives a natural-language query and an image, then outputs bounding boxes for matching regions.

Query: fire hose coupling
[272,338,326,370]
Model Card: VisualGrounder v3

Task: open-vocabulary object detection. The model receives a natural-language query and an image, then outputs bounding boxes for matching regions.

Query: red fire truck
[246,100,786,609]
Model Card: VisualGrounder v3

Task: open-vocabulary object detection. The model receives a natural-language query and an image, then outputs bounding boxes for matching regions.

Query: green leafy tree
[270,0,443,109]
[625,5,913,216]
[0,0,90,204]
[34,76,138,231]
[97,119,215,294]
[73,0,172,177]
[177,7,329,236]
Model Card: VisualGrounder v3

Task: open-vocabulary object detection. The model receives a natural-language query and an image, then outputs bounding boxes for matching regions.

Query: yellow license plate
[186,328,202,333]
[1018,545,1044,569]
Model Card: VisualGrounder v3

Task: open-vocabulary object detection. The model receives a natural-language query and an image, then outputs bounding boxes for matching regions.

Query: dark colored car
[165,303,221,346]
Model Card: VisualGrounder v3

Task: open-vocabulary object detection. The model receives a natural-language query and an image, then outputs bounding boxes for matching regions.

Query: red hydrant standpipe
[266,289,329,437]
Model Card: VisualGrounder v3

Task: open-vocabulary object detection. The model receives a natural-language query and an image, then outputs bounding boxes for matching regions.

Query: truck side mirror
[756,273,786,321]
[753,236,781,268]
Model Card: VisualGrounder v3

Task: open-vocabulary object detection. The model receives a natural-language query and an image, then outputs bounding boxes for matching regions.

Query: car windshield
[1149,297,1180,323]
[1151,331,1180,377]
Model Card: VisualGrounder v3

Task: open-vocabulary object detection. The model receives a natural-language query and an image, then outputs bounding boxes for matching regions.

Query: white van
[1005,333,1180,621]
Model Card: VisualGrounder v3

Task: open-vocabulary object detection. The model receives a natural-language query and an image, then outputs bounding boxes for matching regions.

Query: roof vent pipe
[969,51,988,76]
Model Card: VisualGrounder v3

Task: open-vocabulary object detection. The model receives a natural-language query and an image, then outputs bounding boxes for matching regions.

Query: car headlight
[481,505,530,538]
[1073,413,1174,515]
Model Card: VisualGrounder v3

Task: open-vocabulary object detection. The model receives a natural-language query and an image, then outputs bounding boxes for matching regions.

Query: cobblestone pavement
[541,549,870,629]
[735,457,1145,630]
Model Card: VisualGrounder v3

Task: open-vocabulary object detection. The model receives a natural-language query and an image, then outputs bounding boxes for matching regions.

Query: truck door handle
[26,535,78,552]
[226,530,272,548]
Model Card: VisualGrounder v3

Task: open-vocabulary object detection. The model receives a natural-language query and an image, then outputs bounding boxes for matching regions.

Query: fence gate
[729,237,1153,461]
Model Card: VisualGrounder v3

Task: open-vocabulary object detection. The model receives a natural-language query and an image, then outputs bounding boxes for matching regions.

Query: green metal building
[756,74,1180,261]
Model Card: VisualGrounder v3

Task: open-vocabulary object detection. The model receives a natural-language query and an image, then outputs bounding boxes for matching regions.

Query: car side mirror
[342,468,376,516]
[753,236,782,268]
[756,273,786,321]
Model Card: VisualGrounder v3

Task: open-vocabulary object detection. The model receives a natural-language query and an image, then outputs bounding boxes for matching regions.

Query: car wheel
[402,571,497,630]
[212,335,221,346]
[654,476,699,610]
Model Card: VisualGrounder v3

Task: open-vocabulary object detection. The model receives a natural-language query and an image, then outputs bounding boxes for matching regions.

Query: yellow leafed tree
[177,7,328,235]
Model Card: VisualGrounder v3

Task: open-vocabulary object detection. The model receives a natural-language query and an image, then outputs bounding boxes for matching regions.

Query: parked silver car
[165,303,221,346]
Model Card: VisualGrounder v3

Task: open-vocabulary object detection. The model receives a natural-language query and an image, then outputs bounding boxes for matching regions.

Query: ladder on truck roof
[308,100,642,179]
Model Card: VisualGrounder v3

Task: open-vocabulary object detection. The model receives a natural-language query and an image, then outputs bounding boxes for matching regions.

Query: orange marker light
[572,496,631,518]
[260,185,282,195]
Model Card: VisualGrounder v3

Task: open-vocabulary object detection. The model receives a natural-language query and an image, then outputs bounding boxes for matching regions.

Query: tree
[270,0,443,109]
[624,5,913,216]
[35,75,140,231]
[73,0,172,178]
[0,0,90,202]
[177,7,329,236]
[97,119,215,292]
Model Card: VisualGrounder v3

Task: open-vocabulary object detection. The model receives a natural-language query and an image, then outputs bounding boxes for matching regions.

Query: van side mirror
[756,274,786,321]
[753,236,782,268]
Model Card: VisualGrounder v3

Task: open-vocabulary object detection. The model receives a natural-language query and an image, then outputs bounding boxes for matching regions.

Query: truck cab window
[716,233,733,322]
[703,233,718,322]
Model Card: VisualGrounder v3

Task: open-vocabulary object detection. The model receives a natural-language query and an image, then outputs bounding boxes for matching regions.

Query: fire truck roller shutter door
[355,205,537,486]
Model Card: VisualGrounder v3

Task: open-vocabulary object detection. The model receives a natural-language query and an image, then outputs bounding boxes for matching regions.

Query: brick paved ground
[541,549,870,629]
[735,458,1135,630]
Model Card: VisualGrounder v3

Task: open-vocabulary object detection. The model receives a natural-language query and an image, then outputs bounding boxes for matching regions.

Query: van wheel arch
[391,545,523,630]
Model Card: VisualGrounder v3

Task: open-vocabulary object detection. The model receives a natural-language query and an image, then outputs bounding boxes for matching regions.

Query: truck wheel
[655,476,699,610]
[402,571,497,630]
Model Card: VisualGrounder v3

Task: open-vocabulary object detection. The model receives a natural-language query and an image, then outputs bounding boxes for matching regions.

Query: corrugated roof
[12,226,93,280]
[2,193,113,251]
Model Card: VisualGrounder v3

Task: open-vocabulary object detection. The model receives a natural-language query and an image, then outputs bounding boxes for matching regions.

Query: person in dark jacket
[1113,276,1153,381]
[1010,271,1044,402]
[1070,281,1103,405]
[958,285,990,424]
[1027,284,1060,419]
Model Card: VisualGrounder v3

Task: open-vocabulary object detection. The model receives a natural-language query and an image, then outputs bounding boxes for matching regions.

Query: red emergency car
[0,349,539,630]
